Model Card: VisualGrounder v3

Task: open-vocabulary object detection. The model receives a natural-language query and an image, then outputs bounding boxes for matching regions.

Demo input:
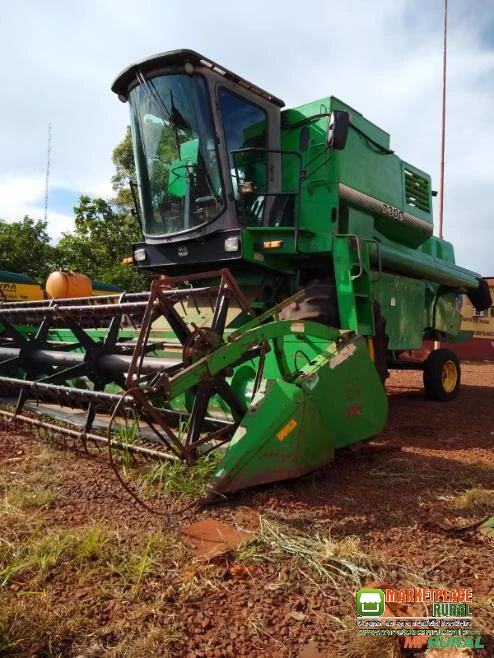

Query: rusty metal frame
[121,269,255,463]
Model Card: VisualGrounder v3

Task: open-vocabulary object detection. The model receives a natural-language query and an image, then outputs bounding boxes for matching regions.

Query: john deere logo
[356,589,385,617]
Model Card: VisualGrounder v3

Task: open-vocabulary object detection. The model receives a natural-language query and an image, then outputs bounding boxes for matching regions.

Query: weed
[105,530,187,599]
[144,451,222,498]
[446,488,494,516]
[0,525,113,589]
[106,620,185,657]
[113,414,140,467]
[0,594,90,656]
[71,525,110,564]
[5,486,57,510]
[29,532,72,575]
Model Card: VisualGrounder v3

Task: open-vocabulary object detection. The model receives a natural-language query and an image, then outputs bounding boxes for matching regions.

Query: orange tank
[45,271,93,299]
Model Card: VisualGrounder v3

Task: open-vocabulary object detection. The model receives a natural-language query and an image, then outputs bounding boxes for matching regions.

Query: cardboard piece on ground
[180,518,253,559]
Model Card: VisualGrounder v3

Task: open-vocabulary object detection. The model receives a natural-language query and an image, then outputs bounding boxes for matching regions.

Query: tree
[56,127,150,292]
[111,125,135,211]
[0,217,58,281]
[57,196,148,291]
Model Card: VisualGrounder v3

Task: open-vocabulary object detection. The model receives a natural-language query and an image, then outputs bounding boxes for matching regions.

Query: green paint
[372,273,425,349]
[210,333,387,494]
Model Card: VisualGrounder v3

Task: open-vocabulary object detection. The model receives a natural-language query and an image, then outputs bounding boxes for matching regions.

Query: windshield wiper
[136,70,181,155]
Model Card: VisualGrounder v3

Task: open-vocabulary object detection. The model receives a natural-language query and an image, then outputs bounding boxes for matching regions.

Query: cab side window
[219,88,268,225]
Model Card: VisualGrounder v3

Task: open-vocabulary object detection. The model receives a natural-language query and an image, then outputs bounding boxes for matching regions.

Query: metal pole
[44,122,52,224]
[435,0,448,351]
[0,409,178,461]
[438,0,448,239]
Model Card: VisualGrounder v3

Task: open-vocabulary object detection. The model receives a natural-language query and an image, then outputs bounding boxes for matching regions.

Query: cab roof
[111,49,285,107]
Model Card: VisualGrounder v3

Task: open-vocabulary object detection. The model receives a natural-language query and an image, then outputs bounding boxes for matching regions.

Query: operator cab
[112,50,287,271]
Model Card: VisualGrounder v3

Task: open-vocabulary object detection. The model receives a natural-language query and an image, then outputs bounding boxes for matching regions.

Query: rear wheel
[423,348,461,401]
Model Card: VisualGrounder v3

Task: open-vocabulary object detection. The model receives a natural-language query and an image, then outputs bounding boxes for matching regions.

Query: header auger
[0,50,490,499]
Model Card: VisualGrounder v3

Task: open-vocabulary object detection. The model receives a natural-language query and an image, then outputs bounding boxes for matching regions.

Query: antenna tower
[44,122,52,223]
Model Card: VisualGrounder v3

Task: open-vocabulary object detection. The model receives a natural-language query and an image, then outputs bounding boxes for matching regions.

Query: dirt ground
[0,363,493,657]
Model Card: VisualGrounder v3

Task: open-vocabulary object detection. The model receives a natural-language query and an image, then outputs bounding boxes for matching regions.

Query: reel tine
[191,291,200,315]
[185,384,213,450]
[211,290,229,337]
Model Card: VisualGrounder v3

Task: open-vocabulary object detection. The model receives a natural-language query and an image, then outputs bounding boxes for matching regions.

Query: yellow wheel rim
[442,360,457,393]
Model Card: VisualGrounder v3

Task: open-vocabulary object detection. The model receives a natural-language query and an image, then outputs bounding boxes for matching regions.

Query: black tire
[372,302,389,384]
[279,280,340,327]
[423,348,461,401]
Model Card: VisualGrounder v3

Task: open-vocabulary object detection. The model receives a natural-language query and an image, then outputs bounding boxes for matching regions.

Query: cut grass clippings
[446,487,494,516]
[235,516,387,592]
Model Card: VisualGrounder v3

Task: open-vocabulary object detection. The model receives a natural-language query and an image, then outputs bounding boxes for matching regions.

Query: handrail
[229,147,305,252]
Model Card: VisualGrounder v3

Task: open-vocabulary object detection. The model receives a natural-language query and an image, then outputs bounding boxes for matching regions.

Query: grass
[0,440,191,655]
[1,526,98,588]
[107,532,169,595]
[337,617,400,658]
[5,485,57,510]
[74,524,110,563]
[113,414,140,467]
[143,451,222,498]
[1,523,188,592]
[235,516,386,591]
[0,594,90,656]
[2,427,492,656]
[369,457,416,477]
[446,487,494,516]
[0,520,190,654]
[104,620,186,658]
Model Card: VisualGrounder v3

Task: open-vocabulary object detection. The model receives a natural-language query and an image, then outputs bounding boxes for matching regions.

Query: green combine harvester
[0,50,490,495]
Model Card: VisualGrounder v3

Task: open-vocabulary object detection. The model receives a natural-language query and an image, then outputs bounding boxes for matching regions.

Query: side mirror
[327,110,349,150]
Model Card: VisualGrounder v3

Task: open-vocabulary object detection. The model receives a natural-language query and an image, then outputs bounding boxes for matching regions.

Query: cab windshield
[129,74,223,236]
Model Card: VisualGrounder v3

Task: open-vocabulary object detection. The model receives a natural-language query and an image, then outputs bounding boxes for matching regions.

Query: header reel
[0,269,387,498]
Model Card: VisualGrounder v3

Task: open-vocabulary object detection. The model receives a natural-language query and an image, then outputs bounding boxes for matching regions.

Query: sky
[0,0,493,274]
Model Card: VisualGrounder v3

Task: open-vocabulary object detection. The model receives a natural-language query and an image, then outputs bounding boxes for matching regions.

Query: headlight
[224,237,240,252]
[133,248,147,262]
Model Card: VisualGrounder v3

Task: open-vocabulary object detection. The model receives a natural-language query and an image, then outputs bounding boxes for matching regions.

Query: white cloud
[0,175,70,234]
[0,0,492,274]
[0,174,112,237]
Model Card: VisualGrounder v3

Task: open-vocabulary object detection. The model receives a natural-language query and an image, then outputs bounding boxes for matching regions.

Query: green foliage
[57,196,148,292]
[144,452,222,498]
[111,125,135,211]
[0,217,58,281]
[54,127,149,292]
[0,129,147,292]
